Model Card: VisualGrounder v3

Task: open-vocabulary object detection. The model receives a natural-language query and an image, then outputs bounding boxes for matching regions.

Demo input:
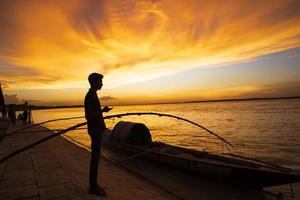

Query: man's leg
[89,133,102,189]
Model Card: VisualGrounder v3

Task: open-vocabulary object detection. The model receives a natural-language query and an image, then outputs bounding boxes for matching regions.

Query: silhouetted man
[8,104,16,126]
[84,73,112,196]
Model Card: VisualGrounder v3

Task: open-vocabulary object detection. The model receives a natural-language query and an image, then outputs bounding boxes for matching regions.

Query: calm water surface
[32,99,300,199]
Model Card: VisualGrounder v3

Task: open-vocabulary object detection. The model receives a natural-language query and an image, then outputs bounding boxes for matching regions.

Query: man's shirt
[84,89,106,129]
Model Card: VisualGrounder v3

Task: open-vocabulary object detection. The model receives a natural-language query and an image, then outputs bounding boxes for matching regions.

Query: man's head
[88,73,103,90]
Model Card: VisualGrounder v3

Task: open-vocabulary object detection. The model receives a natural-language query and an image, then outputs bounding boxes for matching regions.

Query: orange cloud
[0,0,300,89]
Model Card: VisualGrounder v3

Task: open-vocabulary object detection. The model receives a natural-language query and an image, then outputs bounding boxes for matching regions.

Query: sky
[0,0,300,105]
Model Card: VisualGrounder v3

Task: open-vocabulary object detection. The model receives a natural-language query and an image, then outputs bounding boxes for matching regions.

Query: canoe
[102,121,300,188]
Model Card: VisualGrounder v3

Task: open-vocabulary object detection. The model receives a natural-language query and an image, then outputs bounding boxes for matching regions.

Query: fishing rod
[0,112,233,163]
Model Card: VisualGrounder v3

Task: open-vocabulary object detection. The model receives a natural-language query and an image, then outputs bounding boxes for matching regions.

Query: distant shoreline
[183,96,300,104]
[25,96,300,110]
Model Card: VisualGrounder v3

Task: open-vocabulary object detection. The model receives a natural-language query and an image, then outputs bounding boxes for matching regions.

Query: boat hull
[102,131,300,188]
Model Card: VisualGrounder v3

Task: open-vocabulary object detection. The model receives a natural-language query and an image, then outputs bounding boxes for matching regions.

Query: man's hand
[102,106,113,112]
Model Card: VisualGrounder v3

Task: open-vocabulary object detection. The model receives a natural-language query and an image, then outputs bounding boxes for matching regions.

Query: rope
[225,153,291,172]
[107,146,163,166]
[290,184,294,199]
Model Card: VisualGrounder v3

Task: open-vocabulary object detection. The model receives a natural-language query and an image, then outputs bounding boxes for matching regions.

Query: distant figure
[23,101,29,125]
[17,113,23,120]
[1,105,6,118]
[0,83,5,116]
[84,73,112,196]
[28,105,33,124]
[0,83,5,118]
[8,104,16,126]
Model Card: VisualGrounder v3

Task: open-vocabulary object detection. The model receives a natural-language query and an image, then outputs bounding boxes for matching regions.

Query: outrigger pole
[3,116,84,138]
[104,112,233,147]
[0,112,233,163]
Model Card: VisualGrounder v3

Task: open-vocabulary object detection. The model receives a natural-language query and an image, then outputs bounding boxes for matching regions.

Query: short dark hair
[88,73,103,85]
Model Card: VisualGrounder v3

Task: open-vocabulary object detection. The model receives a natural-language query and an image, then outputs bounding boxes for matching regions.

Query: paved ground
[0,119,284,200]
[0,120,176,200]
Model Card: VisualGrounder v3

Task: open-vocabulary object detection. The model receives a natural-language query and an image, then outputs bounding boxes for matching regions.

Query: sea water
[32,99,300,199]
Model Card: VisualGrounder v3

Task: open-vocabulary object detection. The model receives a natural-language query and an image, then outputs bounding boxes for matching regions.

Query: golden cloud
[1,0,300,89]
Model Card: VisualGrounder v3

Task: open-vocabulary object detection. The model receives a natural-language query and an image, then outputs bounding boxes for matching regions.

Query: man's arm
[85,106,112,120]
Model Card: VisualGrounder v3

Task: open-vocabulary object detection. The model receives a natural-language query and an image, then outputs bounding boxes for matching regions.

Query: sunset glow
[1,0,300,105]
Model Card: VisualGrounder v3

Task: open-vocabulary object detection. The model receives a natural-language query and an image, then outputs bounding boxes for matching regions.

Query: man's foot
[89,185,106,197]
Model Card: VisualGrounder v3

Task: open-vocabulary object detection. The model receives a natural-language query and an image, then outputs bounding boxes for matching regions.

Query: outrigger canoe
[102,121,300,188]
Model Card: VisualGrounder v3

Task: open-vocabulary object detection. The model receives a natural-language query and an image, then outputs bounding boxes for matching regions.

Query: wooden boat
[102,121,300,188]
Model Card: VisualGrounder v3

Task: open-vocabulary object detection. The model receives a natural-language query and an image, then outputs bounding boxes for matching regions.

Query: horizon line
[18,95,300,110]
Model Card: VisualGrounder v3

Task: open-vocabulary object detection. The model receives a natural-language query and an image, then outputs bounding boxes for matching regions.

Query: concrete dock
[0,120,177,200]
[0,119,285,200]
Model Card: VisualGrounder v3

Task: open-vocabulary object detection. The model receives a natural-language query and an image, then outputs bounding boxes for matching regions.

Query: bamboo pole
[0,112,233,163]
